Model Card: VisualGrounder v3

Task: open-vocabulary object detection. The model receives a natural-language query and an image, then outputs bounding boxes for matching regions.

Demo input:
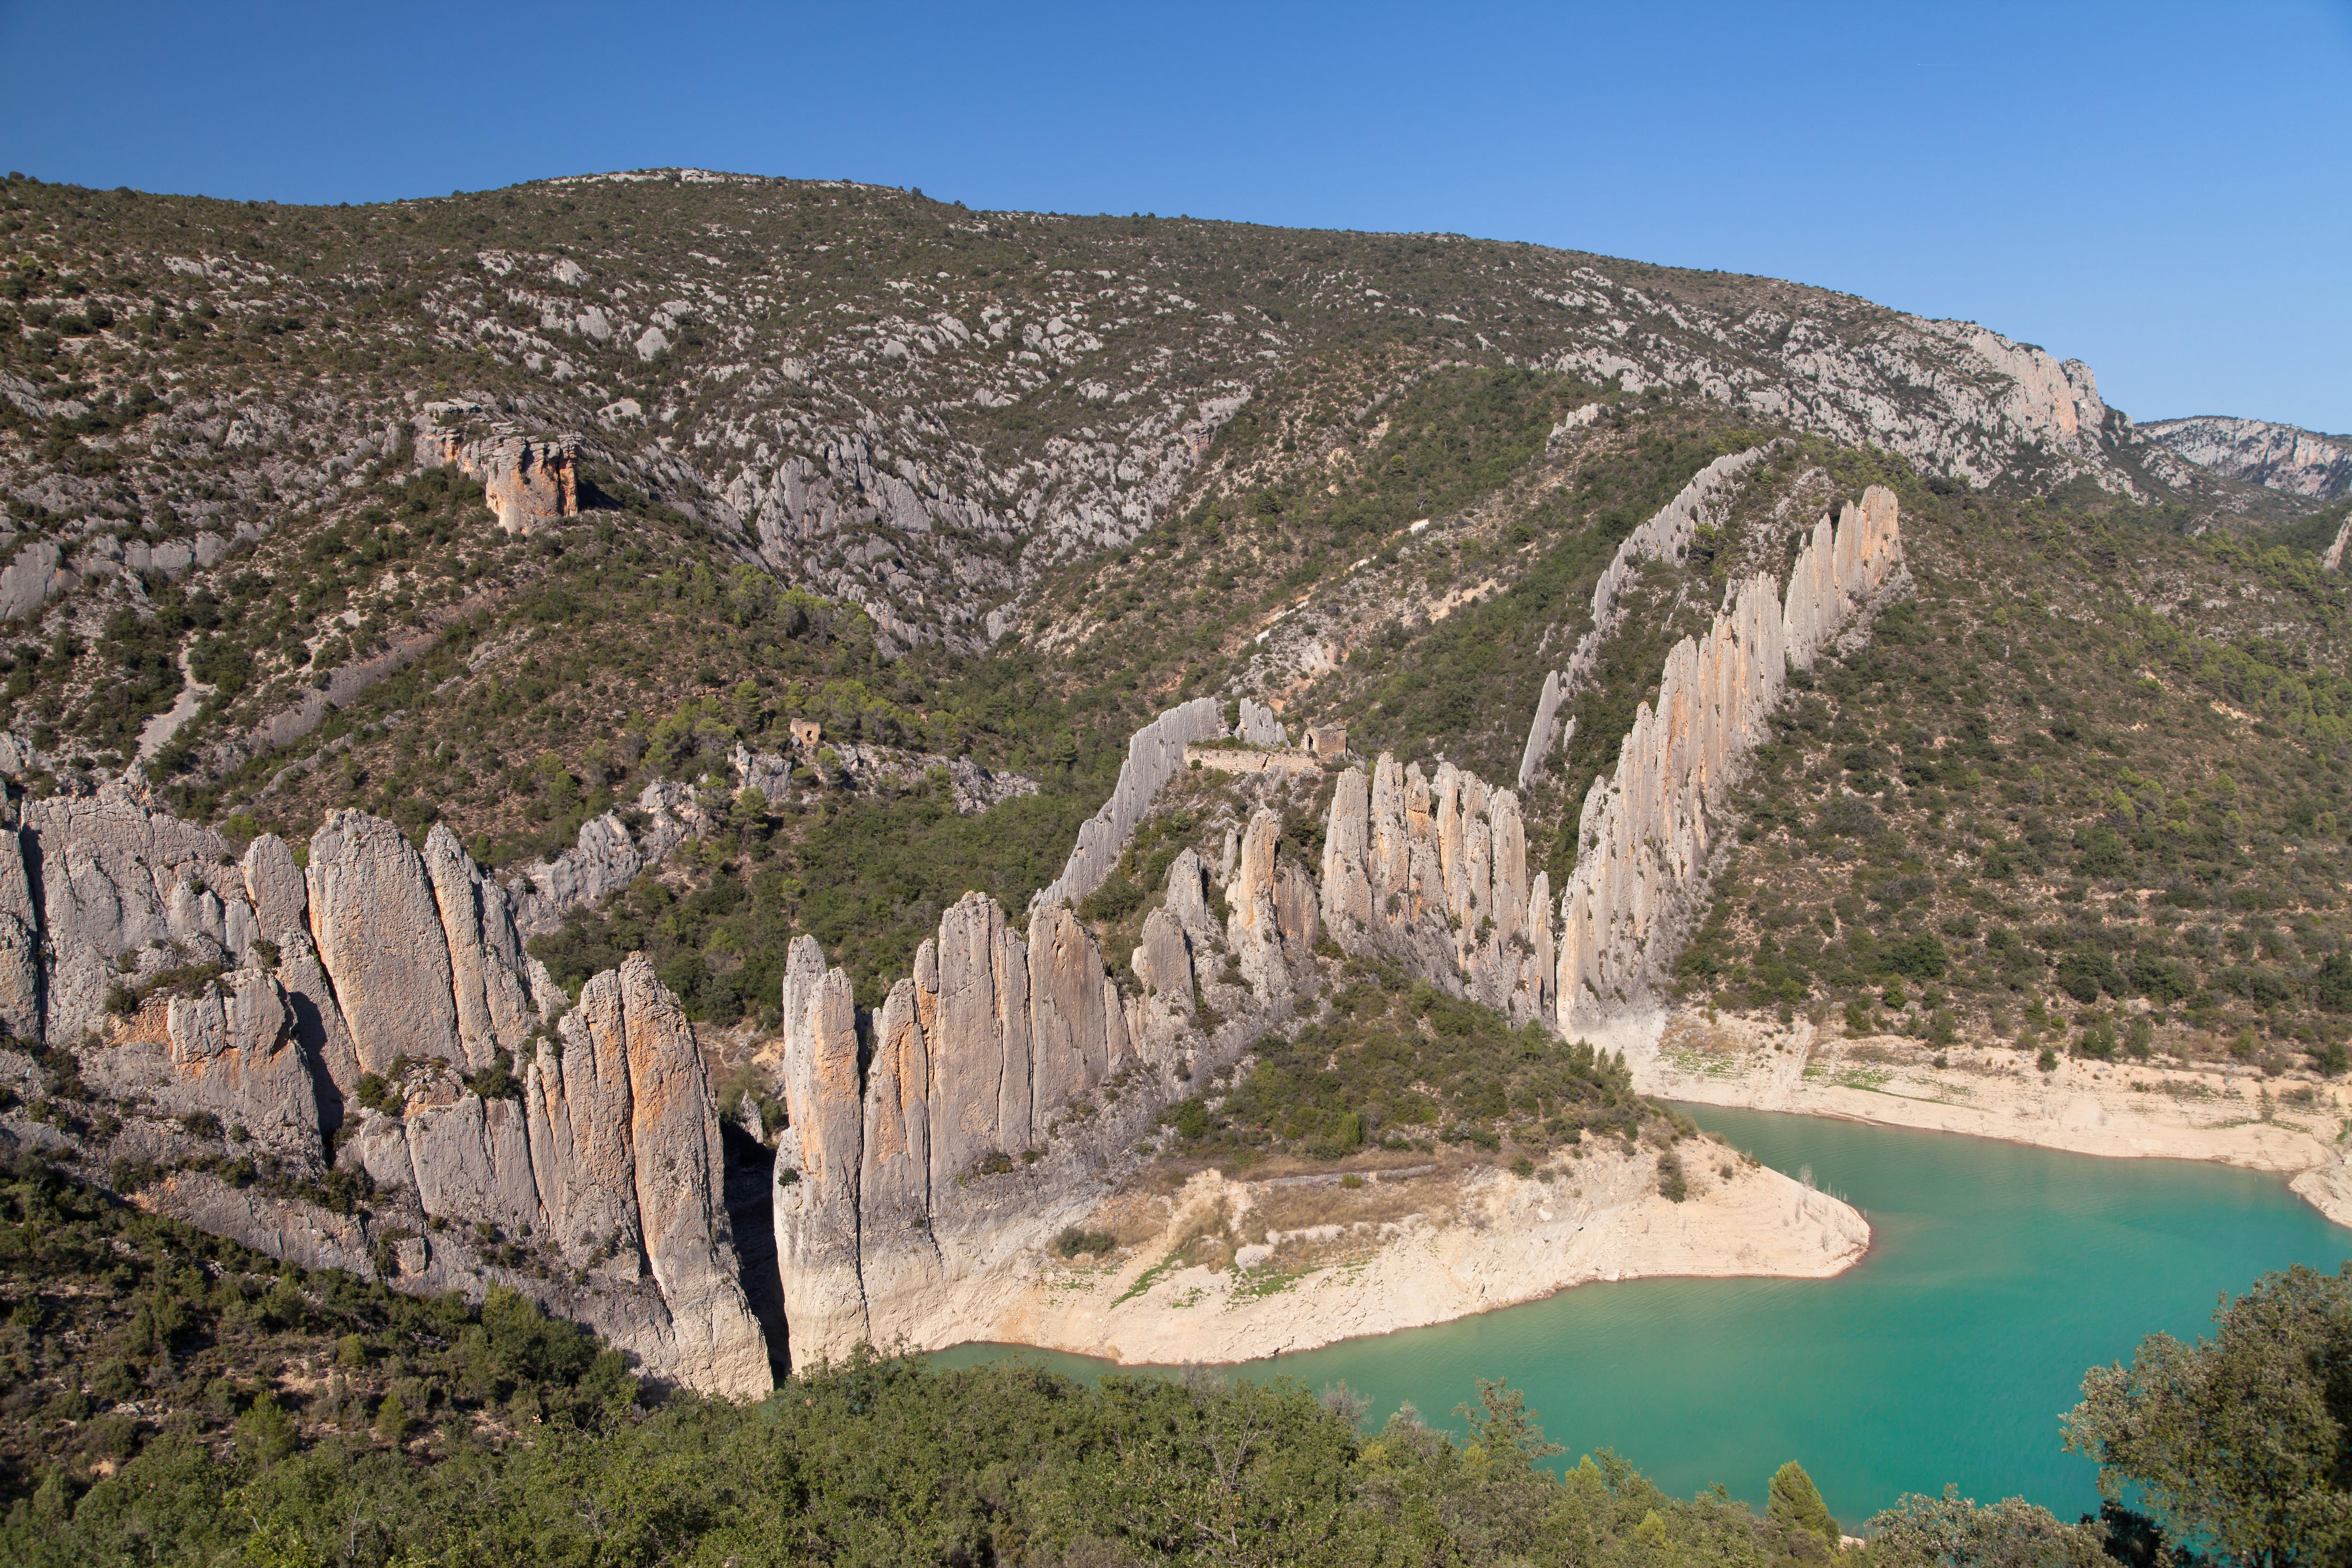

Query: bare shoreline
[1617,1008,2352,1230]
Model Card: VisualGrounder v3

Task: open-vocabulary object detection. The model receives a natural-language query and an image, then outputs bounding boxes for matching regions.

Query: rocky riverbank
[1626,1010,2352,1227]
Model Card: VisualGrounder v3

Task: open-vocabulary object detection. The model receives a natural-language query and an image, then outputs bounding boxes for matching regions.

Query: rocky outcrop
[21,786,265,1048]
[1518,444,1779,785]
[422,427,581,535]
[774,937,868,1363]
[531,955,772,1397]
[1236,698,1287,747]
[1327,486,1904,1037]
[2137,416,2352,504]
[770,879,1156,1365]
[12,792,771,1397]
[1556,487,1903,1033]
[505,780,707,936]
[162,971,322,1160]
[732,740,1038,817]
[1033,696,1224,912]
[306,812,467,1073]
[1320,759,1549,1022]
[0,824,39,1044]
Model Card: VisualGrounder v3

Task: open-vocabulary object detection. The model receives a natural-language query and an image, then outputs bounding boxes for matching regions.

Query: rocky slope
[2138,415,2352,504]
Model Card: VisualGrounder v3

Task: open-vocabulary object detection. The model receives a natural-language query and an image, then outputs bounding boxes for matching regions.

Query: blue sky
[4,1,2346,431]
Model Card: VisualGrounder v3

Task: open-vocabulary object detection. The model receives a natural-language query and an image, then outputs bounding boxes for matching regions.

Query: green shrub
[1053,1227,1116,1259]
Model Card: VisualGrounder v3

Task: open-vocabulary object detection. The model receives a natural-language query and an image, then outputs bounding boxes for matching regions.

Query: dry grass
[1236,1173,1456,1243]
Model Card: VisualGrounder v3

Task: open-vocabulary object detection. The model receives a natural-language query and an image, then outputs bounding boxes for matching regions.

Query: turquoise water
[933,1108,2352,1527]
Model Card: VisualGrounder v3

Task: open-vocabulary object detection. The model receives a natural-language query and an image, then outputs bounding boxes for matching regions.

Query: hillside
[4,166,2352,1540]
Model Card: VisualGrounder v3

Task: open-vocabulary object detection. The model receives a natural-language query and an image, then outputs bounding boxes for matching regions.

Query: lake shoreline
[1617,1006,2352,1229]
[934,1140,1870,1367]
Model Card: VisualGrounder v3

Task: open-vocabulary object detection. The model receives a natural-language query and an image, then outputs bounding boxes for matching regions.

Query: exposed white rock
[306,811,463,1073]
[1033,696,1224,911]
[162,969,320,1159]
[2137,415,2350,504]
[1557,486,1903,1034]
[1518,444,1780,785]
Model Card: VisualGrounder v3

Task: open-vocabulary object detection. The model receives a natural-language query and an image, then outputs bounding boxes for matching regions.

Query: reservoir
[937,1107,2352,1527]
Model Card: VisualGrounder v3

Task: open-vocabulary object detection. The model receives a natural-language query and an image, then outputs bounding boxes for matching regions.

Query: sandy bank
[1628,1010,2352,1228]
[940,1142,1868,1366]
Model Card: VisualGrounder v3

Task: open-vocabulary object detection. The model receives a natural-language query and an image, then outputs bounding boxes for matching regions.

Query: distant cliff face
[2138,416,2352,503]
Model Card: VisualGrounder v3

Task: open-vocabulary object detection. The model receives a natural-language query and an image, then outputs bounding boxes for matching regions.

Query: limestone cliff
[1325,486,1904,1038]
[772,888,1149,1365]
[1320,761,1549,1022]
[3,791,771,1398]
[420,423,582,536]
[1033,697,1225,912]
[1518,444,1783,785]
[1556,486,1903,1032]
[2137,415,2351,505]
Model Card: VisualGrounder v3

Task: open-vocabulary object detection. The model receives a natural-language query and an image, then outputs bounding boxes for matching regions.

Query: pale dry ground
[953,1140,1869,1366]
[1622,1008,2352,1227]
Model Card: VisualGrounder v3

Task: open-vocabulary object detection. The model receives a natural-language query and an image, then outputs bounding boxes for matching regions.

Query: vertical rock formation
[18,793,773,1398]
[1556,486,1903,1034]
[767,875,1152,1366]
[1033,696,1224,911]
[422,822,555,1062]
[422,429,581,536]
[305,811,465,1072]
[857,978,940,1326]
[535,955,772,1399]
[1319,760,1548,1021]
[162,970,320,1159]
[774,937,868,1365]
[21,787,266,1047]
[1516,444,1781,785]
[1325,484,1903,1037]
[1236,698,1287,747]
[0,823,38,1044]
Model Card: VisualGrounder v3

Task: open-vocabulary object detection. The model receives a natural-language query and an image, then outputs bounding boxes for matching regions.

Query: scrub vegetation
[0,1151,2206,1567]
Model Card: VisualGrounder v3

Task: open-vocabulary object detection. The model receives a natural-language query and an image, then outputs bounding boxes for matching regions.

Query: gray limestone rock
[775,939,868,1365]
[1033,697,1224,911]
[423,823,549,1067]
[551,955,772,1399]
[306,811,462,1073]
[240,834,308,942]
[25,786,258,1047]
[402,1091,541,1237]
[1558,486,1904,1034]
[1027,903,1111,1114]
[0,826,38,1044]
[273,928,359,1105]
[163,970,320,1161]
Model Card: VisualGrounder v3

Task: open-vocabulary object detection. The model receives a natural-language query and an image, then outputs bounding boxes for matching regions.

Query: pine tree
[1769,1460,1841,1549]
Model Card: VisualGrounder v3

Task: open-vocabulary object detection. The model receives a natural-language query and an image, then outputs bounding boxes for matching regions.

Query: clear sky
[4,1,2346,432]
